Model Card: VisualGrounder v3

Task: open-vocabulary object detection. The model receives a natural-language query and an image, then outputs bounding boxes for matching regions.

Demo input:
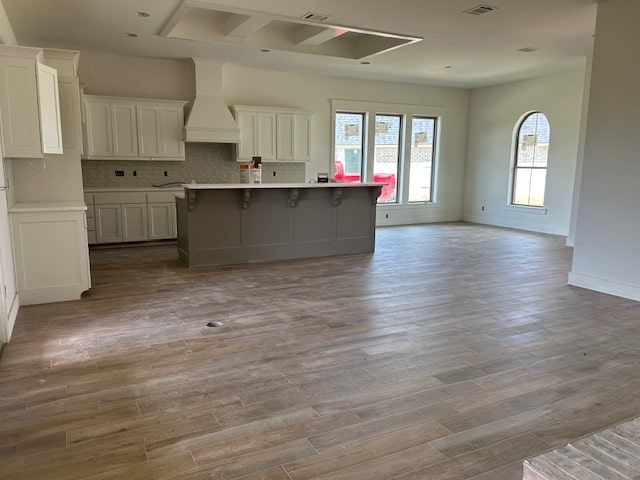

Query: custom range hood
[183,59,240,143]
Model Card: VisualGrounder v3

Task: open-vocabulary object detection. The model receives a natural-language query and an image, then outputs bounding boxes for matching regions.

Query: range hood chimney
[184,59,240,143]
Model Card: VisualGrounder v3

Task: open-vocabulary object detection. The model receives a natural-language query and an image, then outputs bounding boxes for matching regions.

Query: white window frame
[507,111,550,209]
[331,99,444,205]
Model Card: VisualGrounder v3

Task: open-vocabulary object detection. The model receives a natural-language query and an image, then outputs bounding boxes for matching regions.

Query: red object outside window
[334,161,396,202]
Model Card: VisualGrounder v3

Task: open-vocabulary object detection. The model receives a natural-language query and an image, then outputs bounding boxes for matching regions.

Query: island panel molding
[176,183,383,267]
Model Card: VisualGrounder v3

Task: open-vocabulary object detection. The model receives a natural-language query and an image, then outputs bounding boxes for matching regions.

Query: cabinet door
[236,111,256,160]
[57,77,83,155]
[36,63,63,155]
[136,106,160,158]
[158,107,184,159]
[294,114,311,161]
[111,104,138,157]
[96,204,121,243]
[256,113,276,160]
[0,57,43,158]
[276,114,295,160]
[122,203,148,242]
[148,202,175,240]
[85,101,113,157]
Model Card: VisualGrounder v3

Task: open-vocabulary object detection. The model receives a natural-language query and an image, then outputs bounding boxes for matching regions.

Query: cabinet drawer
[94,192,146,204]
[83,193,94,205]
[147,191,179,203]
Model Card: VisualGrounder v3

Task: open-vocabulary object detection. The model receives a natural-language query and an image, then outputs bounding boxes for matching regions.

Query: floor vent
[300,12,332,22]
[463,5,497,15]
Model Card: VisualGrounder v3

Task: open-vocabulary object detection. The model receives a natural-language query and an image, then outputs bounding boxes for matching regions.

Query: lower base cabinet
[122,204,148,242]
[148,202,176,240]
[87,190,179,245]
[9,206,91,305]
[96,204,121,243]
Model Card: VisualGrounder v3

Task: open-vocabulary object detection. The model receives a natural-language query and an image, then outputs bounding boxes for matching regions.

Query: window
[373,114,401,203]
[332,100,442,206]
[409,117,436,203]
[511,112,550,207]
[334,112,365,182]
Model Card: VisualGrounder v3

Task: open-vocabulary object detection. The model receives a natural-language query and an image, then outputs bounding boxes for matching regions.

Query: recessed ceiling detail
[159,1,422,61]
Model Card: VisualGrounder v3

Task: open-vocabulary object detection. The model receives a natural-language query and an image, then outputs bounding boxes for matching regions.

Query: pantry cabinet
[0,46,64,158]
[83,95,186,160]
[231,106,312,163]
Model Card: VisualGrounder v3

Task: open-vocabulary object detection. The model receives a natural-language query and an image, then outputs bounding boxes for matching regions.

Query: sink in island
[176,183,384,267]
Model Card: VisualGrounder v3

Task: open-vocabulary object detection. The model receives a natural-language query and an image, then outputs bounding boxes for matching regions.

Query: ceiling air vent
[300,12,332,22]
[516,47,541,53]
[463,5,497,15]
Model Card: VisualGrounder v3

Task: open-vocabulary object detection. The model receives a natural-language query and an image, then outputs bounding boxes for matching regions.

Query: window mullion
[400,114,412,204]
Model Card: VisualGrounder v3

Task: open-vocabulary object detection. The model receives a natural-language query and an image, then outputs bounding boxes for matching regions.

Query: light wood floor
[2,223,640,480]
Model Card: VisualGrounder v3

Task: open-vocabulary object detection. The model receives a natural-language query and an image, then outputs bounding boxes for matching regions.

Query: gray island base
[176,183,384,267]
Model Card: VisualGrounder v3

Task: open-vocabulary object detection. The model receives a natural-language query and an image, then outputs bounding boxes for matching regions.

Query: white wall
[566,57,593,247]
[569,0,640,301]
[79,50,193,101]
[222,65,470,225]
[462,69,586,235]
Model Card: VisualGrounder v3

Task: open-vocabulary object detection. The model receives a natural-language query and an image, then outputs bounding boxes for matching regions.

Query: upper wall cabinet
[231,106,312,163]
[0,46,64,158]
[83,95,186,161]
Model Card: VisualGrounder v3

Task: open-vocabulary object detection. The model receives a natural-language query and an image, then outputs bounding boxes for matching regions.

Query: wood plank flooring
[2,223,640,479]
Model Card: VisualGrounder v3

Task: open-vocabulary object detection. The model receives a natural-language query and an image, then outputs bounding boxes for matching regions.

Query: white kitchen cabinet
[85,99,113,157]
[235,110,276,161]
[112,103,138,157]
[0,46,64,158]
[84,193,96,245]
[148,202,175,240]
[136,105,185,160]
[58,76,83,155]
[83,95,186,160]
[36,63,63,155]
[95,204,122,243]
[122,203,148,242]
[9,205,91,305]
[232,106,312,162]
[90,190,178,244]
[276,113,311,162]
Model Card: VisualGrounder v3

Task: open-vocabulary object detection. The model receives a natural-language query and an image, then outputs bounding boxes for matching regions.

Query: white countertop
[84,187,184,192]
[9,201,87,213]
[183,182,386,190]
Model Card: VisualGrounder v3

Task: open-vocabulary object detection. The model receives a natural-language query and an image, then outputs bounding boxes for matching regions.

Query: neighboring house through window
[511,112,550,207]
[332,100,441,205]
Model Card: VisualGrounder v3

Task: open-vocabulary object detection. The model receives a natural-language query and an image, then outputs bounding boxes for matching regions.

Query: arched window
[511,112,550,207]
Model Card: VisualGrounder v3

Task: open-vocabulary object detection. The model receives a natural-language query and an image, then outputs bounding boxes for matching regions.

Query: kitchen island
[176,183,384,267]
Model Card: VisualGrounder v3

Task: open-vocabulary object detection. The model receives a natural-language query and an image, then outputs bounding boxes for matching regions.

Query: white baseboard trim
[376,209,461,227]
[568,272,640,302]
[566,236,575,247]
[2,292,19,342]
[462,214,568,236]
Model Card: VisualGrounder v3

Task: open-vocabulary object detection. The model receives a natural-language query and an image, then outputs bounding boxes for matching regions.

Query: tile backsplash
[81,143,306,187]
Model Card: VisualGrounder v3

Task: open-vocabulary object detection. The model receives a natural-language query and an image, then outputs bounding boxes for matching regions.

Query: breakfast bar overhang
[176,183,384,267]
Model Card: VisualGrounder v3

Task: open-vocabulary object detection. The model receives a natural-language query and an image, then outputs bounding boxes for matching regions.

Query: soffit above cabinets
[159,1,422,61]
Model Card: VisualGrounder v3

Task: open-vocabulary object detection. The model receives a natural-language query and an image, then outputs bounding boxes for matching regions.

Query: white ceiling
[2,0,598,88]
